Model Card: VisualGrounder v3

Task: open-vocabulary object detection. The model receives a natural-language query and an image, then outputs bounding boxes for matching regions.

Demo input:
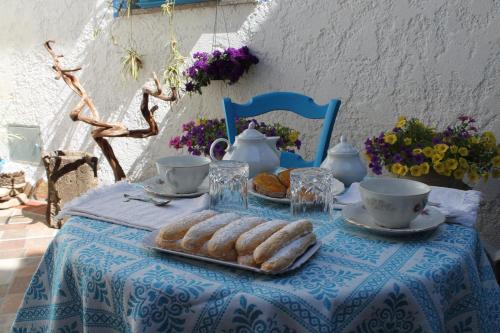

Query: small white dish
[248,177,345,204]
[142,176,208,198]
[342,202,445,236]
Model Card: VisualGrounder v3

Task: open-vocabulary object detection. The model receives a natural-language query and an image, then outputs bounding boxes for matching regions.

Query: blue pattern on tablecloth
[11,197,500,333]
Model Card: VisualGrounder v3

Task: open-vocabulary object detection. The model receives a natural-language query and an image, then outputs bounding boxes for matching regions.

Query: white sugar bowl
[320,135,367,186]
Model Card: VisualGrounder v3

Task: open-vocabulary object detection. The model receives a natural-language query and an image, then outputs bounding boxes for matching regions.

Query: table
[11,198,500,332]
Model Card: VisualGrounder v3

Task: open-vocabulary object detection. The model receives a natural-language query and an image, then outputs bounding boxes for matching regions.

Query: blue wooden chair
[222,92,341,168]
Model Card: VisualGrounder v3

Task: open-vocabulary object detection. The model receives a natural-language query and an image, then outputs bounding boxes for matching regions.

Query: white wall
[1,0,499,192]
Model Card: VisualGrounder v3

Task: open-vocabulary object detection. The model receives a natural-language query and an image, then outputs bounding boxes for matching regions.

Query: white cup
[155,155,211,194]
[359,178,430,229]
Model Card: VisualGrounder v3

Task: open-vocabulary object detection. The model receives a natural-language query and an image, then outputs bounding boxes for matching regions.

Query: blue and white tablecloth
[11,198,500,333]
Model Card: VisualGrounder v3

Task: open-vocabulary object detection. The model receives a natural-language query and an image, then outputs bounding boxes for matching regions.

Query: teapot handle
[209,138,230,160]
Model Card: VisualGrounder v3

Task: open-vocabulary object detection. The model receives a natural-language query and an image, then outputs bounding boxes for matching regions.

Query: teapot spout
[266,136,281,157]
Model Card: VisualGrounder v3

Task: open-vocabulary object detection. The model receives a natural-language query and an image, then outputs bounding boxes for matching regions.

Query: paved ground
[0,203,55,331]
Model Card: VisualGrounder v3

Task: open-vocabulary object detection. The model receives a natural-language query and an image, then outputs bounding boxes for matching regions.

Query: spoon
[123,194,171,206]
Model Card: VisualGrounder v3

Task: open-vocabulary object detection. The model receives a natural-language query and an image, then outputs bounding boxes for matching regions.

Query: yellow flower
[433,162,445,174]
[468,170,480,183]
[420,162,430,175]
[481,131,496,145]
[289,130,300,142]
[443,169,452,176]
[396,116,407,128]
[403,137,412,146]
[410,165,422,177]
[391,163,408,176]
[470,136,480,144]
[458,147,469,157]
[492,156,500,168]
[434,144,449,154]
[453,168,465,180]
[364,153,372,161]
[196,118,206,125]
[423,147,434,157]
[432,153,444,163]
[384,132,397,145]
[450,145,458,154]
[444,158,458,171]
[401,165,408,176]
[412,148,423,155]
[458,157,469,170]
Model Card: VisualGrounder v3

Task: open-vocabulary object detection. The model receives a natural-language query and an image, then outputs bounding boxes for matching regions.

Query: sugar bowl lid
[237,122,266,141]
[328,135,359,155]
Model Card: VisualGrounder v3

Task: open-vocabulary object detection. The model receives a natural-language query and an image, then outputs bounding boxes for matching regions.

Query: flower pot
[396,171,471,190]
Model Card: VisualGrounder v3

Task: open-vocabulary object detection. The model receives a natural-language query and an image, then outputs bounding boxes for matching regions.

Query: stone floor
[0,203,56,332]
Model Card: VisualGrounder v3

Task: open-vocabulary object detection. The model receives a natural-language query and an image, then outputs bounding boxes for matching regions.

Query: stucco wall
[0,0,499,234]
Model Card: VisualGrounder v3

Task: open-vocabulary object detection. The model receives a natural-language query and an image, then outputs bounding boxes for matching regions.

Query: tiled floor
[0,204,56,331]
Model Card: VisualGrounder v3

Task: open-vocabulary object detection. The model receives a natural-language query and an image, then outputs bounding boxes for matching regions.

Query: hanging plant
[161,0,185,92]
[184,47,259,94]
[121,47,143,80]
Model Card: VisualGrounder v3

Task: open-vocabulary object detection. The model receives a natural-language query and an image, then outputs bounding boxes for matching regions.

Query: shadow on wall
[40,0,262,182]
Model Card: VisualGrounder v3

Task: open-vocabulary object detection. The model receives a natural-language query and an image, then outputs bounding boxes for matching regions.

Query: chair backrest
[222,91,341,168]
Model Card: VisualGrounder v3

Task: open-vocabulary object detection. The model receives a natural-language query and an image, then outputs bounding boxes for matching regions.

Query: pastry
[182,213,239,251]
[156,210,217,241]
[253,219,313,264]
[237,255,258,267]
[235,219,288,255]
[155,238,184,251]
[277,169,293,188]
[261,233,316,273]
[200,242,237,261]
[208,217,266,258]
[253,173,287,198]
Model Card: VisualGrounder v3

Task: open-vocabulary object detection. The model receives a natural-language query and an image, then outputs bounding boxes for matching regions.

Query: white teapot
[209,122,280,177]
[321,135,367,186]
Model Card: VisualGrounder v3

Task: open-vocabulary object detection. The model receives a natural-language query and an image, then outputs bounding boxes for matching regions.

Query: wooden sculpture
[44,40,177,181]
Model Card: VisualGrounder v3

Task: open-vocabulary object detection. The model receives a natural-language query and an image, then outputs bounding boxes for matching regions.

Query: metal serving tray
[143,230,321,275]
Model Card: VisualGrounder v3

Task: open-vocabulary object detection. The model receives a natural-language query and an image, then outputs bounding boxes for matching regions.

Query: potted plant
[170,118,301,160]
[364,116,500,189]
[184,47,259,94]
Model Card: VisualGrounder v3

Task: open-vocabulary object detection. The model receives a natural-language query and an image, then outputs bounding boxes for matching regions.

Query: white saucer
[342,202,445,236]
[248,177,345,204]
[142,176,208,198]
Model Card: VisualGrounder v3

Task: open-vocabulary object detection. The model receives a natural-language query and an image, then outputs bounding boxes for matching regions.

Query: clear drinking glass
[209,160,249,211]
[290,168,334,219]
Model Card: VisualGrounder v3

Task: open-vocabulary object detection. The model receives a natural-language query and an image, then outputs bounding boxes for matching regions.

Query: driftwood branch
[44,40,177,181]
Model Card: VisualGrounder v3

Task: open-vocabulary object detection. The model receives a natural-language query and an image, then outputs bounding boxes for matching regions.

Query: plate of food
[248,169,345,204]
[143,210,321,275]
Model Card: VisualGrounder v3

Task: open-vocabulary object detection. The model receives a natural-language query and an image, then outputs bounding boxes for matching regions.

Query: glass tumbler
[290,168,334,219]
[209,160,250,211]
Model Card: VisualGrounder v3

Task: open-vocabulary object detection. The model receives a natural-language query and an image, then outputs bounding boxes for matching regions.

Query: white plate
[142,176,208,198]
[248,177,345,204]
[342,202,445,236]
[143,230,321,275]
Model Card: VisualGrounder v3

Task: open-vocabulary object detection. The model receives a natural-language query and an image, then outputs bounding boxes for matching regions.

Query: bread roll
[253,173,287,198]
[237,255,258,267]
[235,220,288,255]
[253,219,312,264]
[277,169,293,188]
[261,233,316,273]
[157,210,217,241]
[208,217,265,258]
[182,213,239,251]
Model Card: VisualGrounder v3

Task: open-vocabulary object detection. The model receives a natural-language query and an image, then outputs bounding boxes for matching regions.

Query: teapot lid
[237,122,267,141]
[328,135,359,155]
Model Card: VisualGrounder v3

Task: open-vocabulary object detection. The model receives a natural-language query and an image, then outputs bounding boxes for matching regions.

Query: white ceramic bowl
[156,155,210,194]
[359,178,430,229]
